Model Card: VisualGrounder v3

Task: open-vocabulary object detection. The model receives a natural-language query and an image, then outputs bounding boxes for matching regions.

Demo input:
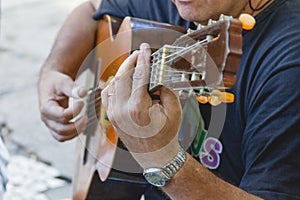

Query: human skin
[38,0,101,142]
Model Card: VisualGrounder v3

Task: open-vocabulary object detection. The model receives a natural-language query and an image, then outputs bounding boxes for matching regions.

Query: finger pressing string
[131,43,151,96]
[113,59,137,102]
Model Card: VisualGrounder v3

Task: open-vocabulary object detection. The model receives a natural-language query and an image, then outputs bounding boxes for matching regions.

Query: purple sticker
[200,137,223,169]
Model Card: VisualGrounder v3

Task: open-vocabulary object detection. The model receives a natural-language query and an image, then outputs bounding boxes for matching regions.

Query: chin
[178,9,198,21]
[177,5,210,23]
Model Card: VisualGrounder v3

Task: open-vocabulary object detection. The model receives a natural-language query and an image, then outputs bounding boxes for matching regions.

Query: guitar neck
[148,16,242,98]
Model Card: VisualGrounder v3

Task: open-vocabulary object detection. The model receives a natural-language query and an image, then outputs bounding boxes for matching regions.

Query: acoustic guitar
[72,14,242,200]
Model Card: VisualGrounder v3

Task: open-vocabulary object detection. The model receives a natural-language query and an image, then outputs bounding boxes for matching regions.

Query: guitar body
[72,15,186,200]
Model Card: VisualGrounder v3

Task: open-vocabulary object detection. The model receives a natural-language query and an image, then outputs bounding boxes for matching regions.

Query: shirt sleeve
[240,65,300,200]
[236,3,300,197]
[93,0,130,19]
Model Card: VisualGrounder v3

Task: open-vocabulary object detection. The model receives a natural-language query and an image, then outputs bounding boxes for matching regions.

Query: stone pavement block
[0,0,84,199]
[4,155,70,200]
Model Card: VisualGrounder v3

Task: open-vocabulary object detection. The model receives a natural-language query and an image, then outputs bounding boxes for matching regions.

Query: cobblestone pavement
[0,0,84,199]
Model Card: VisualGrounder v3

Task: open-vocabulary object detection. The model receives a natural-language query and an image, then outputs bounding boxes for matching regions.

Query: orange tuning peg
[239,13,256,30]
[211,90,235,104]
[196,95,209,104]
[208,95,222,106]
[196,90,235,106]
[221,92,235,103]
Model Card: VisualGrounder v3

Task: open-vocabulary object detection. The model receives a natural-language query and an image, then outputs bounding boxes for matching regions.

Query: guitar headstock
[149,15,243,105]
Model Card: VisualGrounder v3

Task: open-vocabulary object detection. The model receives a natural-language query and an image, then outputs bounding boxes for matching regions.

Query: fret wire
[161,74,203,78]
[150,38,209,90]
[151,69,204,74]
[84,75,197,109]
[151,74,203,80]
[151,39,208,67]
[148,81,193,84]
[151,70,205,77]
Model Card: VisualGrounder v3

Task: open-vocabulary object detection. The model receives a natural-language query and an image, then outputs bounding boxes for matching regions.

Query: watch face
[143,168,169,187]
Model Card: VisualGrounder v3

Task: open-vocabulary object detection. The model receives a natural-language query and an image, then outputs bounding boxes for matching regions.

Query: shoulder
[89,0,102,10]
[91,0,189,27]
[237,0,300,123]
[242,0,300,78]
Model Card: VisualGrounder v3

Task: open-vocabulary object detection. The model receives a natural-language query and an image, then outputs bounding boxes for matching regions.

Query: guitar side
[72,15,125,200]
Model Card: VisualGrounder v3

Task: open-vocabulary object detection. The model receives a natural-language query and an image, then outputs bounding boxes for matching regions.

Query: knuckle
[133,69,143,79]
[40,113,47,123]
[56,137,67,143]
[52,125,68,136]
[60,117,70,124]
[59,112,70,123]
[61,75,71,83]
[54,129,65,136]
[40,106,49,118]
[128,103,143,118]
[51,132,67,142]
[133,67,147,80]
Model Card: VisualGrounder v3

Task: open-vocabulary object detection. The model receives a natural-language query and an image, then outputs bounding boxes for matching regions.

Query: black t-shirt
[219,1,300,199]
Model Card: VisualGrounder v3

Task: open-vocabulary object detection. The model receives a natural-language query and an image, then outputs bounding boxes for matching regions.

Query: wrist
[132,138,181,169]
[143,145,187,187]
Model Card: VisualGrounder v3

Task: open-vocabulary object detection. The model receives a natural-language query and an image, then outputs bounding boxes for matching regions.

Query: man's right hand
[39,71,88,142]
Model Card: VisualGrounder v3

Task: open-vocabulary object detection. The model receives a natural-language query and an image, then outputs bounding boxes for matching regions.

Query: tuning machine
[195,88,235,106]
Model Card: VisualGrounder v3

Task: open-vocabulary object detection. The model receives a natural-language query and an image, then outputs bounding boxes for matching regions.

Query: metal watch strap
[161,146,187,179]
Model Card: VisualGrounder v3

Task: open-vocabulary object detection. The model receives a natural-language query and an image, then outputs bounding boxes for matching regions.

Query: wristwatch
[143,146,187,187]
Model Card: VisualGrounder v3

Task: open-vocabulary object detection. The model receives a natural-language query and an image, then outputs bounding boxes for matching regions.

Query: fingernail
[140,43,150,51]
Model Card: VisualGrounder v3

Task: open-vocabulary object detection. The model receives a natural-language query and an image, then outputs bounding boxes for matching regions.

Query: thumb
[55,75,87,98]
[55,75,74,97]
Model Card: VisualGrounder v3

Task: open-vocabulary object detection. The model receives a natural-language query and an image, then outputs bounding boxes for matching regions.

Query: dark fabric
[87,171,168,200]
[216,0,300,199]
[93,0,192,29]
[86,171,147,200]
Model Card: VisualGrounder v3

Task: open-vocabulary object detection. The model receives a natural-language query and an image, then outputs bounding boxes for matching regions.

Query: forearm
[163,154,262,200]
[40,1,98,79]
